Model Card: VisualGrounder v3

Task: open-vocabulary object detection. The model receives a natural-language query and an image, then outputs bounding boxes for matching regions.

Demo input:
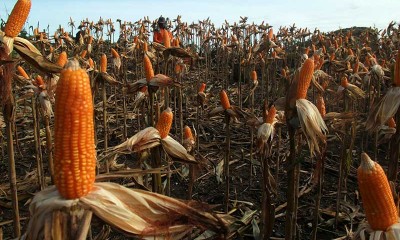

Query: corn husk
[355,221,400,240]
[22,182,230,240]
[109,127,161,154]
[161,136,196,164]
[296,99,328,155]
[366,87,400,132]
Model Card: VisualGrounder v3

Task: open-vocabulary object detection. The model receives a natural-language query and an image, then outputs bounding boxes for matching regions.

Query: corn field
[0,1,400,239]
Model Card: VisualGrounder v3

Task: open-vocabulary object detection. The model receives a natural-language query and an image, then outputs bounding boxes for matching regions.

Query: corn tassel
[156,108,173,139]
[357,153,398,231]
[54,59,96,199]
[296,58,314,99]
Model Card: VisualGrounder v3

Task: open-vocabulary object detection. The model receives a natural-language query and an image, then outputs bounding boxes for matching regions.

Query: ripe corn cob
[250,70,257,81]
[88,58,94,68]
[296,58,314,99]
[341,76,349,88]
[17,65,29,79]
[265,105,276,124]
[219,90,231,110]
[56,51,68,68]
[198,83,206,93]
[111,48,120,59]
[394,50,400,87]
[35,75,44,87]
[268,28,273,40]
[80,50,87,59]
[316,95,326,118]
[54,59,96,199]
[163,30,171,48]
[388,117,396,128]
[184,126,194,142]
[143,42,148,52]
[100,53,107,73]
[144,54,154,81]
[357,153,398,231]
[4,0,31,38]
[156,108,173,139]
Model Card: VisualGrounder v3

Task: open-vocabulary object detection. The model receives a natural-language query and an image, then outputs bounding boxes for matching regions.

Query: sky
[0,0,399,35]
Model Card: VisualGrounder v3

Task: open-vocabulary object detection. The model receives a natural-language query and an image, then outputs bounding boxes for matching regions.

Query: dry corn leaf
[22,183,230,239]
[13,44,63,74]
[96,72,121,85]
[127,78,147,94]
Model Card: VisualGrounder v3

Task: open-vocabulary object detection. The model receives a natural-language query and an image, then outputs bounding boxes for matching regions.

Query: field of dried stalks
[0,1,400,240]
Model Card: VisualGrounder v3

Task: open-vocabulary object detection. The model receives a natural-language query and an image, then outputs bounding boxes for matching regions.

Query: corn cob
[4,0,31,38]
[156,108,173,139]
[111,48,120,59]
[184,126,194,142]
[341,76,349,88]
[296,58,314,99]
[357,153,398,231]
[394,50,400,87]
[56,51,68,68]
[80,50,87,59]
[35,75,44,87]
[17,65,29,79]
[54,59,96,199]
[88,58,94,68]
[144,54,154,81]
[250,70,257,81]
[265,105,276,124]
[219,90,231,110]
[316,95,326,118]
[100,53,107,73]
[388,117,396,128]
[143,42,148,52]
[163,30,171,48]
[199,83,206,93]
[268,28,273,40]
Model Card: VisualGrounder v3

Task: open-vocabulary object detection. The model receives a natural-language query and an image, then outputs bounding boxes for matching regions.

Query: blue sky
[0,0,399,34]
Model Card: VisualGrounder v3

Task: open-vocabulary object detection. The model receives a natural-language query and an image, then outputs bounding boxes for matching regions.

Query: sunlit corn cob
[265,105,276,124]
[316,95,326,118]
[54,59,96,199]
[163,29,171,48]
[56,51,68,68]
[4,0,31,38]
[357,153,398,231]
[17,65,29,79]
[111,48,121,70]
[199,83,206,93]
[183,125,195,152]
[219,90,231,110]
[388,117,396,128]
[100,53,107,73]
[156,108,173,139]
[144,54,154,81]
[296,58,314,99]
